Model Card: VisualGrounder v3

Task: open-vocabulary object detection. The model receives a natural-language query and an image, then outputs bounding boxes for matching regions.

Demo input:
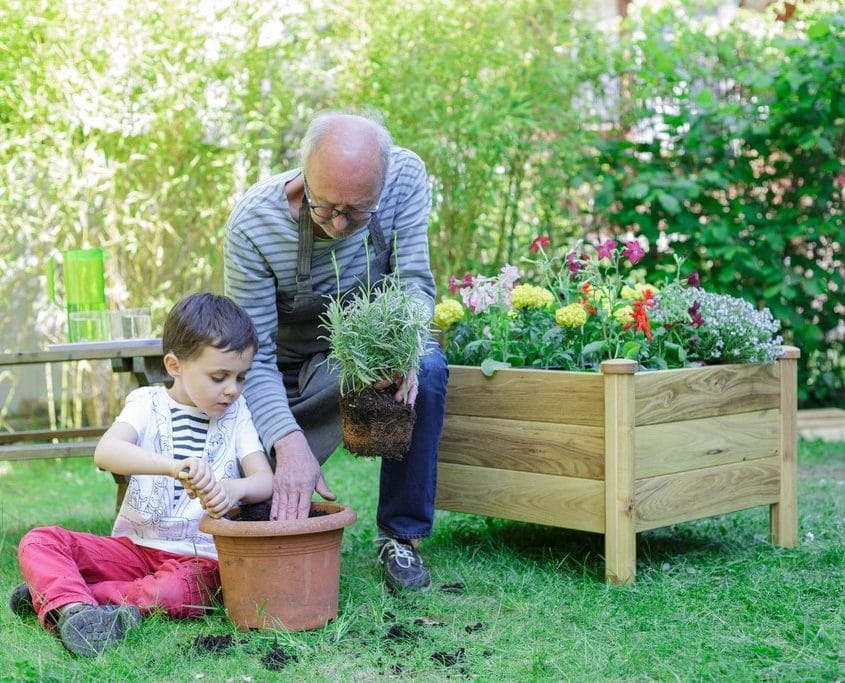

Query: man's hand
[373,370,418,405]
[271,431,335,520]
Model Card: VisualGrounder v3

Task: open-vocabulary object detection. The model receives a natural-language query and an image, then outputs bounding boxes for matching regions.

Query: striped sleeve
[224,174,301,452]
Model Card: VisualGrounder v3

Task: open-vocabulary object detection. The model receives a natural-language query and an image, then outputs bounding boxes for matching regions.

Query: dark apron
[275,194,391,462]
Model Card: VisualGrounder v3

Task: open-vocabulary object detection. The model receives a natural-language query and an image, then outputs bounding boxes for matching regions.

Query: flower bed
[435,350,799,584]
[432,238,797,583]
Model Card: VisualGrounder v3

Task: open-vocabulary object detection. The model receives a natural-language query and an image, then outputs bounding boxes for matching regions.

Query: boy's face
[164,345,255,418]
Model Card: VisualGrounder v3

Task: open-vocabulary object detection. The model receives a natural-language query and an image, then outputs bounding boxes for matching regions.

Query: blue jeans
[377,342,449,542]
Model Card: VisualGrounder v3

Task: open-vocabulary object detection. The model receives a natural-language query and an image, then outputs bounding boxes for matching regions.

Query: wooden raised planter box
[434,346,800,584]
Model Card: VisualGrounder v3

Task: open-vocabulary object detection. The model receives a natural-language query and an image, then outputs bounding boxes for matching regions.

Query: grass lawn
[1,439,843,682]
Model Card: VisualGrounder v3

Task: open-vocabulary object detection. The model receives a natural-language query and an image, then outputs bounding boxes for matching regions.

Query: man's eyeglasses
[303,176,379,224]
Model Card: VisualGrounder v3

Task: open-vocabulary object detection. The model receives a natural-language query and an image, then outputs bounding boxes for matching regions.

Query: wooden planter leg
[601,359,638,584]
[771,346,800,547]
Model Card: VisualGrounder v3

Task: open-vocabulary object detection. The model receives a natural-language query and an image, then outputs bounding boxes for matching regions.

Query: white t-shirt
[110,386,264,559]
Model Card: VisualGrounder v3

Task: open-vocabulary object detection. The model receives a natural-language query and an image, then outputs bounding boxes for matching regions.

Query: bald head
[301,111,393,190]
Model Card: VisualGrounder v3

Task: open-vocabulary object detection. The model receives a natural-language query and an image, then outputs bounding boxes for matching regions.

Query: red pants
[18,526,220,627]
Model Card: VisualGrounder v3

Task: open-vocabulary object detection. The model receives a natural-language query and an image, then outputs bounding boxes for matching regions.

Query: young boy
[10,293,273,657]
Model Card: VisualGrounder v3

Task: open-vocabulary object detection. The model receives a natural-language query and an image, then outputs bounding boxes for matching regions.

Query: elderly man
[223,110,448,591]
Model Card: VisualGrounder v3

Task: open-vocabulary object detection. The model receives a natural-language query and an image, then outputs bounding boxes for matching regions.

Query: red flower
[529,235,551,253]
[687,271,701,289]
[577,283,598,314]
[622,240,645,265]
[623,298,654,340]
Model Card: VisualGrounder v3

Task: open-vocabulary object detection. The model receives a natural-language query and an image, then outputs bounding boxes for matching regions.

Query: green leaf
[807,20,830,39]
[621,341,641,359]
[657,191,681,214]
[581,340,608,357]
[480,358,511,377]
[622,182,650,200]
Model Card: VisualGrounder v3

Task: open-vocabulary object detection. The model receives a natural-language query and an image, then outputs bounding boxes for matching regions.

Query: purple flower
[566,251,582,278]
[687,271,701,289]
[622,241,645,265]
[596,239,618,260]
[688,300,704,328]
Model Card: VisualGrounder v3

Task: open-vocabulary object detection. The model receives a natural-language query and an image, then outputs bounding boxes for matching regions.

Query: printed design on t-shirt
[113,388,241,556]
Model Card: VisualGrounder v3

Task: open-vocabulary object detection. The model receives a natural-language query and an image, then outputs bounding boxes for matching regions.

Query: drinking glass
[121,308,152,339]
[68,311,110,342]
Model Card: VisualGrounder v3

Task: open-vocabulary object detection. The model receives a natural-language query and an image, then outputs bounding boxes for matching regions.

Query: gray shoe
[377,539,431,591]
[58,604,142,657]
[9,583,34,617]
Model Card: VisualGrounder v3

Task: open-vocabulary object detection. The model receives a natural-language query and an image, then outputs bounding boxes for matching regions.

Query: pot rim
[199,501,357,538]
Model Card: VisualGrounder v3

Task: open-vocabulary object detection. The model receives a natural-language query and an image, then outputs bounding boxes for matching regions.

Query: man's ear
[163,352,181,379]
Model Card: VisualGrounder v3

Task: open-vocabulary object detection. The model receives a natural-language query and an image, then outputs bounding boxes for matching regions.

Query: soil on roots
[339,388,415,461]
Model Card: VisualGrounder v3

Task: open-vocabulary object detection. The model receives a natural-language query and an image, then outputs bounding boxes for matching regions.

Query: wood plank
[633,363,781,426]
[0,441,99,461]
[435,461,605,533]
[635,409,780,478]
[446,366,605,426]
[796,408,845,442]
[438,415,604,479]
[771,352,798,546]
[603,367,637,585]
[634,457,781,532]
[0,427,107,445]
[0,339,163,366]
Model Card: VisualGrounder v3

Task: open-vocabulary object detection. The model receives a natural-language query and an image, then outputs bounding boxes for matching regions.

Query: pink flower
[596,239,618,260]
[448,273,474,294]
[622,241,645,265]
[687,271,701,289]
[529,235,551,253]
[498,264,521,292]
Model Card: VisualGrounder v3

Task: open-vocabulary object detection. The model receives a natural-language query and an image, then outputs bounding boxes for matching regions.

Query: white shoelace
[378,539,417,569]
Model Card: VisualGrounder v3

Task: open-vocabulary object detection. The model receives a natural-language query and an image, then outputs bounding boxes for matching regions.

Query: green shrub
[588,0,844,405]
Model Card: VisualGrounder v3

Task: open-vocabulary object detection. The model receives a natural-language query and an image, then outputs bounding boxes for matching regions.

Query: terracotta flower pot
[199,501,357,631]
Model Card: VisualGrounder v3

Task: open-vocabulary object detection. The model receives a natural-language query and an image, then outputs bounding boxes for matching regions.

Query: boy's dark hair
[162,293,258,361]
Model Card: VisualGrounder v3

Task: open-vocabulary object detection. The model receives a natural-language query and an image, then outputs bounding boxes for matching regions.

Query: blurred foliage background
[0,0,842,409]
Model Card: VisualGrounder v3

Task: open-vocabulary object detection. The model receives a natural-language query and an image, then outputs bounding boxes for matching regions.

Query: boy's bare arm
[94,422,188,478]
[222,450,274,505]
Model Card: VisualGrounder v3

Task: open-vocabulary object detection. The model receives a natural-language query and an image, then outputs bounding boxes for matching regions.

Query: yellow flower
[621,283,659,301]
[613,305,634,324]
[510,284,554,310]
[555,303,588,327]
[434,299,464,329]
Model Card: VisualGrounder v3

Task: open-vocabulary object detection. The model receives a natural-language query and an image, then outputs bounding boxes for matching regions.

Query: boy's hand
[199,480,235,519]
[175,458,214,496]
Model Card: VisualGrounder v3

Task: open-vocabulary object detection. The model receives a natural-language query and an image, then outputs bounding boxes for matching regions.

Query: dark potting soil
[190,634,296,671]
[224,501,329,522]
[262,641,298,671]
[340,388,415,460]
[192,634,235,653]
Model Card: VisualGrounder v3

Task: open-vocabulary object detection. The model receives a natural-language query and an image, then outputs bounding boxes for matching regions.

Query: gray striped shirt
[223,146,435,452]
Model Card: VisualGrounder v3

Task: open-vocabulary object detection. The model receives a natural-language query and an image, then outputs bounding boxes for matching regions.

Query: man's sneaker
[9,583,34,617]
[377,539,431,591]
[58,604,142,657]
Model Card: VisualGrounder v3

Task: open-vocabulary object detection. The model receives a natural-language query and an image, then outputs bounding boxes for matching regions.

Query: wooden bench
[0,340,167,509]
